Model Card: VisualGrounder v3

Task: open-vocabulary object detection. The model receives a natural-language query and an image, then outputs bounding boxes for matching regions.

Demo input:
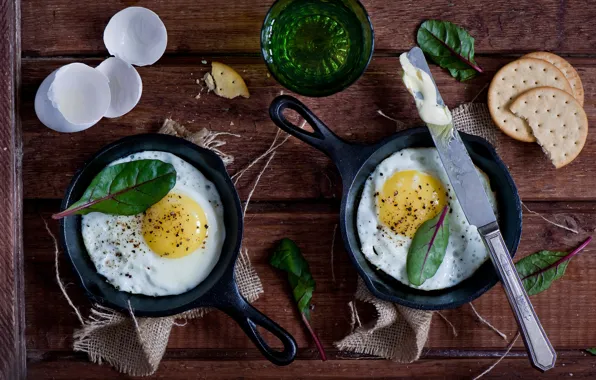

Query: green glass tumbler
[261,0,374,97]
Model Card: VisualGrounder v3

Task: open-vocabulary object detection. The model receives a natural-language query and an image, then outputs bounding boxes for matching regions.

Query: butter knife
[403,47,556,371]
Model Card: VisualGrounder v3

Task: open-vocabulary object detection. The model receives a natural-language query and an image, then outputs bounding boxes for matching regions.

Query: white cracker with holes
[510,87,588,168]
[488,58,573,142]
[523,52,584,106]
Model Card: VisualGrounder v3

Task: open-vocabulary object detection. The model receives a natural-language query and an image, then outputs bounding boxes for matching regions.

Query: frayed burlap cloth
[335,103,502,362]
[453,103,502,149]
[335,278,434,362]
[70,119,263,376]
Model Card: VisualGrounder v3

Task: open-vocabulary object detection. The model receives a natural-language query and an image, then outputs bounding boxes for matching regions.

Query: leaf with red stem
[270,238,327,360]
[515,236,592,296]
[406,206,450,286]
[52,159,176,219]
[417,20,483,81]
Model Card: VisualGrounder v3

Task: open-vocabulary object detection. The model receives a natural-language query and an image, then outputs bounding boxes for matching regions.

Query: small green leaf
[270,238,326,360]
[52,159,177,219]
[270,238,315,318]
[586,348,596,356]
[407,206,450,286]
[515,237,591,296]
[417,20,482,81]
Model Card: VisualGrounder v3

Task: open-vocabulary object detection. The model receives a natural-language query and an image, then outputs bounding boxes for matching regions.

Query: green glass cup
[261,0,374,97]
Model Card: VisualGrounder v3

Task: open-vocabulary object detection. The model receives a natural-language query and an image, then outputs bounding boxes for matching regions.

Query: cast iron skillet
[270,95,522,310]
[59,133,297,365]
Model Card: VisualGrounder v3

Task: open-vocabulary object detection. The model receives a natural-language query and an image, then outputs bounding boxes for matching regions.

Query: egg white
[356,147,498,290]
[81,151,225,296]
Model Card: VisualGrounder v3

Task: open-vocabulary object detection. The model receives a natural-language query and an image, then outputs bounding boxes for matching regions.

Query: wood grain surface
[18,0,596,379]
[25,355,596,379]
[21,0,596,56]
[0,0,25,379]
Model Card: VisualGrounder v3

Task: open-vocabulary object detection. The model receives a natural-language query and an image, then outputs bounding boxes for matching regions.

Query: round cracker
[523,52,584,106]
[488,58,573,142]
[509,87,588,168]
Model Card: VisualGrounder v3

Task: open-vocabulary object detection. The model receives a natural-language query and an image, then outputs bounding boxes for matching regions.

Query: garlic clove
[103,7,168,67]
[35,63,111,133]
[96,57,143,118]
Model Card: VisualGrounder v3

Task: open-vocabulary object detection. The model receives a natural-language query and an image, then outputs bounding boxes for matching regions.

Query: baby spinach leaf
[407,206,450,286]
[52,159,177,219]
[515,237,591,296]
[417,20,483,81]
[586,348,596,356]
[270,238,326,360]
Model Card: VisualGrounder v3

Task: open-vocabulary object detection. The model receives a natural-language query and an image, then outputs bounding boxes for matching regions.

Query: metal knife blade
[404,47,556,372]
[406,47,496,228]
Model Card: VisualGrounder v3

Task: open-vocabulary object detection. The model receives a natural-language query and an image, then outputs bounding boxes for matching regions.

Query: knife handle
[479,222,556,372]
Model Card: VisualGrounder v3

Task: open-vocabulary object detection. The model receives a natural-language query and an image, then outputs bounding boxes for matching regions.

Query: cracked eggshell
[103,7,167,67]
[34,63,111,133]
[96,57,143,118]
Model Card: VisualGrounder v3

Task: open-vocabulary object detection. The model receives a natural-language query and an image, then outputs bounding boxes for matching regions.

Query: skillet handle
[215,282,297,366]
[269,95,355,163]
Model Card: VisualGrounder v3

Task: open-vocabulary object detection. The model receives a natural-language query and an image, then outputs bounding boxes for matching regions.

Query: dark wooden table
[2,0,596,378]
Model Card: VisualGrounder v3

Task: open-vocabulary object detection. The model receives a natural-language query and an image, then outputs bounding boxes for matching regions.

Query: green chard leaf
[270,239,316,318]
[515,237,592,296]
[586,348,596,356]
[52,159,177,219]
[407,206,450,286]
[417,20,483,81]
[270,238,326,360]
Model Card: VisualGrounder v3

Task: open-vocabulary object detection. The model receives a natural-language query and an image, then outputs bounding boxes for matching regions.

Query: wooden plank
[21,56,596,201]
[25,347,596,361]
[24,200,596,352]
[20,0,596,56]
[0,0,25,378]
[26,355,596,379]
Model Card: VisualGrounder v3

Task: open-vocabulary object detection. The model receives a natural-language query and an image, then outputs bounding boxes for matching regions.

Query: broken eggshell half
[96,57,143,118]
[103,6,168,67]
[34,63,111,133]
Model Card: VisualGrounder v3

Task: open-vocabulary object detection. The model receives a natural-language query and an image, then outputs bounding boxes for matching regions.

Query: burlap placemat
[335,103,502,361]
[453,103,502,150]
[67,119,263,376]
[335,278,433,362]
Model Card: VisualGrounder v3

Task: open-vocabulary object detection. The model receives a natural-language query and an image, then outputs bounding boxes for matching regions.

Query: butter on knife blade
[399,53,452,126]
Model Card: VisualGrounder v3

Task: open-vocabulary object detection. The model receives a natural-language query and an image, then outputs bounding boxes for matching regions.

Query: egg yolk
[377,170,447,238]
[142,193,208,259]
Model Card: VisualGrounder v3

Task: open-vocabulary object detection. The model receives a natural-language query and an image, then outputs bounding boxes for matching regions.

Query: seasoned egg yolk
[142,193,208,258]
[378,170,447,238]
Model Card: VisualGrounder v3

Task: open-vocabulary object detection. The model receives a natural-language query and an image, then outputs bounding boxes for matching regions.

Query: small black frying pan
[269,95,522,310]
[60,134,297,365]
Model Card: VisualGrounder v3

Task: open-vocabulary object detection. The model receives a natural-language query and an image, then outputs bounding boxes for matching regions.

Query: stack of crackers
[488,52,587,168]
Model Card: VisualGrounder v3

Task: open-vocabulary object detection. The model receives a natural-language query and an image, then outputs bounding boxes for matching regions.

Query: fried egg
[357,148,497,290]
[81,151,225,296]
